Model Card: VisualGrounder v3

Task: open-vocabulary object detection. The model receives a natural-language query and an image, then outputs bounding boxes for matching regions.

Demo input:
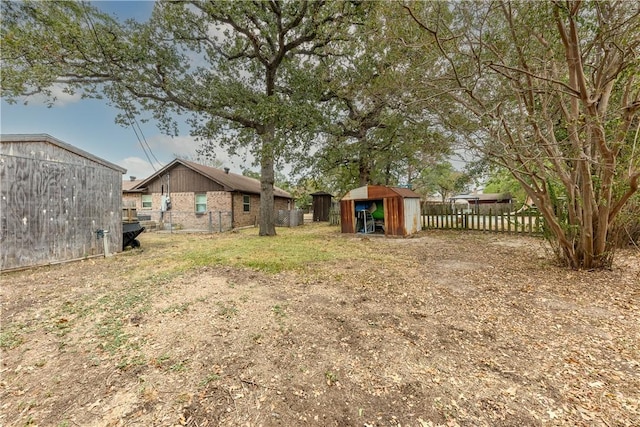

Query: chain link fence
[136,210,233,233]
[275,209,304,227]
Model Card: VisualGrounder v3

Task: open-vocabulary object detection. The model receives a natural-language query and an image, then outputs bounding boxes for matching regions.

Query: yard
[1,224,638,426]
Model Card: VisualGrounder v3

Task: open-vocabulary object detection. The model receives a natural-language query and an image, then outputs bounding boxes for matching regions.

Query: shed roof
[131,158,292,198]
[341,185,420,201]
[449,192,512,202]
[0,133,126,173]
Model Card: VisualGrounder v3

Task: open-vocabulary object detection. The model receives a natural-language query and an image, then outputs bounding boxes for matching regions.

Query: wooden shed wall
[1,144,123,270]
[312,194,332,222]
[144,164,225,194]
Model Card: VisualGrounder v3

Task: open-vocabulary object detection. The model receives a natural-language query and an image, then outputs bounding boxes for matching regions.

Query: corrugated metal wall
[403,198,422,235]
[340,192,421,236]
[383,196,405,236]
[340,200,355,233]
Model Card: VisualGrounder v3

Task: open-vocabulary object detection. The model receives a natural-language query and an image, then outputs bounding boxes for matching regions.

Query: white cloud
[28,83,83,107]
[119,156,162,180]
[147,134,200,157]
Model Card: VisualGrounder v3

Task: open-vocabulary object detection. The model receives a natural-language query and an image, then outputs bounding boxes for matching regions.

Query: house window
[243,195,250,212]
[141,195,152,210]
[195,194,207,213]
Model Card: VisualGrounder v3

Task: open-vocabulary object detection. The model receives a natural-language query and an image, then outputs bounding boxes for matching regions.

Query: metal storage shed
[1,134,126,271]
[340,185,421,236]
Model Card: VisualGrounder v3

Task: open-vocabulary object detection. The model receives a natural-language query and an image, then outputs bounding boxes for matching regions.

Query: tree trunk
[358,135,371,186]
[259,126,276,236]
[358,161,371,186]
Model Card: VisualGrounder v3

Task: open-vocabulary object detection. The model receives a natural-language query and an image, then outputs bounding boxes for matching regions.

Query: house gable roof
[122,179,144,192]
[449,192,512,202]
[1,133,126,173]
[131,159,292,198]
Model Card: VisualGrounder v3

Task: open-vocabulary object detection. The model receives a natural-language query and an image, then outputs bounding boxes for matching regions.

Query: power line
[81,2,159,172]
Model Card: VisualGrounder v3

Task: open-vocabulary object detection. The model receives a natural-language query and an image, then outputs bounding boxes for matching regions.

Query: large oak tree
[304,2,450,195]
[1,0,365,235]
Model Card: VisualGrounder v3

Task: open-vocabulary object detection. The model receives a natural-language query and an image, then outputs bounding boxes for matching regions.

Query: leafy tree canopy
[1,0,368,235]
[402,0,640,268]
[482,166,527,207]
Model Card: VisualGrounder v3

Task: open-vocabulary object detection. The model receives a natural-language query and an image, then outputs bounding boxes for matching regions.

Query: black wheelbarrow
[123,221,145,250]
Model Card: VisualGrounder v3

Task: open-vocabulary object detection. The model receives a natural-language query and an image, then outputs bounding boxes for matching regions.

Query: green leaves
[403,0,640,268]
[304,2,451,192]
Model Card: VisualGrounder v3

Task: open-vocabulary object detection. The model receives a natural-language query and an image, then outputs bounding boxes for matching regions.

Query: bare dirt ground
[1,226,639,427]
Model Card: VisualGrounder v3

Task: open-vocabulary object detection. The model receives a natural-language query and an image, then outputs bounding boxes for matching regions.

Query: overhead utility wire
[81,3,159,172]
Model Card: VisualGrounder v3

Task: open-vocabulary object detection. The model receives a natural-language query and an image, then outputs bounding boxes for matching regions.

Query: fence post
[208,211,213,233]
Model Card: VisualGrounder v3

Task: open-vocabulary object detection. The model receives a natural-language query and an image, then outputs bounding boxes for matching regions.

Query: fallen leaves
[1,228,638,426]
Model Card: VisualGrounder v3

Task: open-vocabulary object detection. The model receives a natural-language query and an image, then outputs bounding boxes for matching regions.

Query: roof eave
[1,133,127,174]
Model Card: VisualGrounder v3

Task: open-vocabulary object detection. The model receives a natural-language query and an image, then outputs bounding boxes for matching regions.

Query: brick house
[123,159,293,230]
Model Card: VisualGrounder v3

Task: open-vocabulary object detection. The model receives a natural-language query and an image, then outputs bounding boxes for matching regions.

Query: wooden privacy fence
[422,209,544,234]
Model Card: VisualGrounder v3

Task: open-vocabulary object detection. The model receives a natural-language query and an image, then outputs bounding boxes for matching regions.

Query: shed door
[312,195,331,222]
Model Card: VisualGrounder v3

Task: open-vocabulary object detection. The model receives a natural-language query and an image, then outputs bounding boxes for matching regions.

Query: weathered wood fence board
[422,210,543,235]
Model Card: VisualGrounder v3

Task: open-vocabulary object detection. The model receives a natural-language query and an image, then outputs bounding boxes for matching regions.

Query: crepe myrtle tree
[1,0,367,235]
[402,1,640,269]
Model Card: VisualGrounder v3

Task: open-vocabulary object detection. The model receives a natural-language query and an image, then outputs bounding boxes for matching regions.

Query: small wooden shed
[310,191,332,222]
[0,134,126,271]
[340,185,421,236]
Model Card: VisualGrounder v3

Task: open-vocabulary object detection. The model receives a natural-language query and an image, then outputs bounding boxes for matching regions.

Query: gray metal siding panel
[404,198,422,235]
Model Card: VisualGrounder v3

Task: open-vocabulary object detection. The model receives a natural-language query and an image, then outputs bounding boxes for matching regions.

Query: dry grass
[1,224,638,427]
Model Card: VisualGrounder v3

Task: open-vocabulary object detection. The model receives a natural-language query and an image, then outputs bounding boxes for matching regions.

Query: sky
[0,1,253,181]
